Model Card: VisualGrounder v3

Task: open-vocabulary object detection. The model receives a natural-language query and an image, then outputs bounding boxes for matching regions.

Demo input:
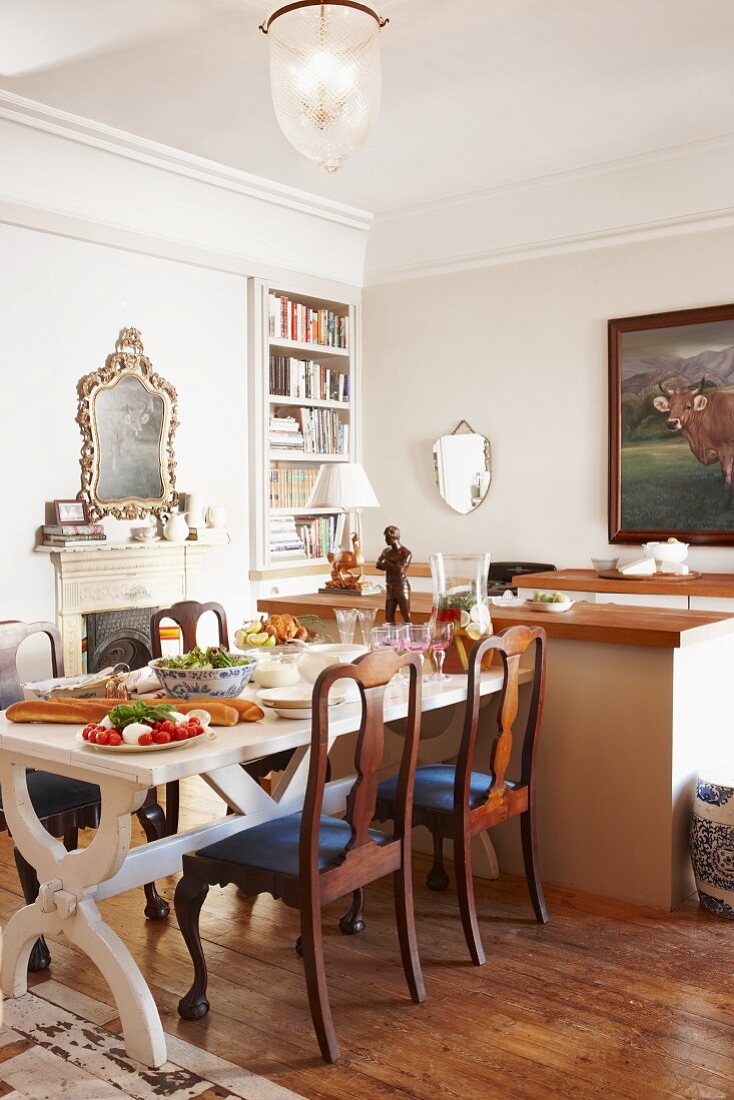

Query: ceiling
[2,0,734,214]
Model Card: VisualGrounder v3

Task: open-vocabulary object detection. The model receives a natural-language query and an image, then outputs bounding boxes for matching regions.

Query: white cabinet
[689,597,734,614]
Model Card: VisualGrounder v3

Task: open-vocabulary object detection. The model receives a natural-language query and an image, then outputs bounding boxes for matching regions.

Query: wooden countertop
[256,591,734,649]
[513,568,734,598]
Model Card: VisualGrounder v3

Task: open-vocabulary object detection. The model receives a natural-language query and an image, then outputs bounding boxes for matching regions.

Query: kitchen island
[258,592,734,909]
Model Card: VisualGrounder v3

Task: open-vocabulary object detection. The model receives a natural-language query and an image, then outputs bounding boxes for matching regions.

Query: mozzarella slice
[100,714,114,729]
[122,721,152,745]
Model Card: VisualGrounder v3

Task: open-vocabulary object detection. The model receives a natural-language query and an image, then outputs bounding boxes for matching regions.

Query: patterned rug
[0,980,304,1100]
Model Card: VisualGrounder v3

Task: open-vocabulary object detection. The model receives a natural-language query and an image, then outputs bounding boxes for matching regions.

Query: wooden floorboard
[2,777,734,1099]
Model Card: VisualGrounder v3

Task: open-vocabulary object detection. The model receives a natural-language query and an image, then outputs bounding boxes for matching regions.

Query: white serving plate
[525,599,574,614]
[75,730,209,753]
[257,686,346,709]
[267,700,347,721]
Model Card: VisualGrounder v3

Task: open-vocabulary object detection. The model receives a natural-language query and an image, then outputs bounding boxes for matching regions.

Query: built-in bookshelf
[248,280,359,573]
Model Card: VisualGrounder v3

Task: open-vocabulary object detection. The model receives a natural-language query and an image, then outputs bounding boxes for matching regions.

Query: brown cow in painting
[653,376,734,501]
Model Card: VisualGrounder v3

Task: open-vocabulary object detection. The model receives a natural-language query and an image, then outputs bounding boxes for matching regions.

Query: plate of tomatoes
[75,700,211,752]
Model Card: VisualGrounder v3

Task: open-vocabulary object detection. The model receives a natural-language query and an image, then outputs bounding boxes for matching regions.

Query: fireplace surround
[38,542,211,676]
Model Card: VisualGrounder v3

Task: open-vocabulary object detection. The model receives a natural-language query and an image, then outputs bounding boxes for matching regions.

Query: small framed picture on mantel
[609,302,734,545]
[54,499,90,526]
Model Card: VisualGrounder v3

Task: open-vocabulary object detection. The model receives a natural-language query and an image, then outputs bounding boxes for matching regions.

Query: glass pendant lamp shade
[260,2,388,172]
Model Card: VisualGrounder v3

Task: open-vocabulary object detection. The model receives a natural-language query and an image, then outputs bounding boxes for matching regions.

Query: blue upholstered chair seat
[378,764,515,815]
[0,771,100,819]
[197,812,389,878]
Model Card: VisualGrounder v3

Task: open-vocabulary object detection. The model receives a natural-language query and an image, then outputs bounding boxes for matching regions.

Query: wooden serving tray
[597,569,702,582]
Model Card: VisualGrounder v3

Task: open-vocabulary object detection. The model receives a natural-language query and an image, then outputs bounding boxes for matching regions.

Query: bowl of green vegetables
[525,591,574,613]
[149,646,254,699]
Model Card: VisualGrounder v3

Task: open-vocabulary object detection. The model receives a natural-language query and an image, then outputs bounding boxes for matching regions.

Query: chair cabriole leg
[175,875,211,1020]
[136,799,170,921]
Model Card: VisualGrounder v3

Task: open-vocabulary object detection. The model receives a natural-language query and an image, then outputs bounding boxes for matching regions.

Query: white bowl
[148,656,254,699]
[591,557,619,573]
[642,541,689,564]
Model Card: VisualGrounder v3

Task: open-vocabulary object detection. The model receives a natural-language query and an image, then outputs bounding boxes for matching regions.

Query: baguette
[6,696,261,727]
[5,700,113,725]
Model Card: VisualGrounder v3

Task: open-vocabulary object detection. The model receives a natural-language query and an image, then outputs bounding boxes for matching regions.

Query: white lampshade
[307,462,380,509]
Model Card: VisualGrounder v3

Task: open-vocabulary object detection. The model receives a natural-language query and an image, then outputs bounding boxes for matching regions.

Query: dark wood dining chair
[376,624,548,966]
[174,648,426,1064]
[0,620,169,972]
[151,599,294,834]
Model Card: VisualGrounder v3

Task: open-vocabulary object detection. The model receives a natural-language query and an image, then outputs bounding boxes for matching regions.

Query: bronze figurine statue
[375,525,412,622]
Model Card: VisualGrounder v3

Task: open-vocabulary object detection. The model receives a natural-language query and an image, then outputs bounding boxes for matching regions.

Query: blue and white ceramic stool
[690,773,734,918]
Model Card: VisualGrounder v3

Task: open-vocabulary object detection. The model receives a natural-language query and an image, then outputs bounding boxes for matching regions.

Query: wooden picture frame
[54,499,90,526]
[76,328,178,521]
[609,303,734,545]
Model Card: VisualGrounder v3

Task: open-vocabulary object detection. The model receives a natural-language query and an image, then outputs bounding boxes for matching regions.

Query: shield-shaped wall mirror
[76,328,179,520]
[433,420,492,514]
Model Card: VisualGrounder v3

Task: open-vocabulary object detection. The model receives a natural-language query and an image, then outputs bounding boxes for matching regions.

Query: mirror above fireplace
[76,327,179,521]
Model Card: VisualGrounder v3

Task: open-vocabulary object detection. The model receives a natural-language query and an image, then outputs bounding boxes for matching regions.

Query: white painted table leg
[0,759,167,1068]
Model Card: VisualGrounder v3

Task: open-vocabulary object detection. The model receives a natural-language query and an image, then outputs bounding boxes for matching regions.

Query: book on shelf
[269,466,319,509]
[269,355,349,403]
[268,293,348,350]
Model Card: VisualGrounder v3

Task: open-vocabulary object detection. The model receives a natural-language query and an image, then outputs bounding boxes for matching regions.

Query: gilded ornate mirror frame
[76,327,179,520]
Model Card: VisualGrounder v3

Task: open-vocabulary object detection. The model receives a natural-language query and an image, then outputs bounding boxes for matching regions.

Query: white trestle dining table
[0,669,518,1069]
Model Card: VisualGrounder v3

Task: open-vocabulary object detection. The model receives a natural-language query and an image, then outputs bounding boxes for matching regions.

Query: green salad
[162,646,252,670]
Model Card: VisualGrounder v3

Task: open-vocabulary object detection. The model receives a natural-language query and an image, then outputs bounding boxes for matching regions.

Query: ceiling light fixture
[259,1,388,173]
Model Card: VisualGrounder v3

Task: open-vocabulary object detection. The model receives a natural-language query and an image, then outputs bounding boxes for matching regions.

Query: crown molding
[365,206,734,285]
[375,130,734,224]
[0,89,373,232]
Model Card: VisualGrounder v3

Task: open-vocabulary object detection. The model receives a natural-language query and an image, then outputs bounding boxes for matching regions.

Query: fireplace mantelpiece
[37,542,211,675]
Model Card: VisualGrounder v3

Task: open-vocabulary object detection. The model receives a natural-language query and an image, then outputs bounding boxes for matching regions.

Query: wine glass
[403,623,432,676]
[334,607,358,645]
[428,620,455,681]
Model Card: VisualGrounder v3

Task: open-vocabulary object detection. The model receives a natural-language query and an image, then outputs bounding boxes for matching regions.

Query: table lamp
[307,462,380,592]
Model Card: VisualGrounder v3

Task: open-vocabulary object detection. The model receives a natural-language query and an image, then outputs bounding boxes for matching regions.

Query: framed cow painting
[609,303,734,545]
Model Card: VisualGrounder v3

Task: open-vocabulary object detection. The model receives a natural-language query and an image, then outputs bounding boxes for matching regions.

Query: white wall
[362,225,734,573]
[0,223,250,659]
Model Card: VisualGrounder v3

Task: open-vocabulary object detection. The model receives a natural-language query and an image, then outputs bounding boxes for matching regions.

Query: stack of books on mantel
[42,524,107,547]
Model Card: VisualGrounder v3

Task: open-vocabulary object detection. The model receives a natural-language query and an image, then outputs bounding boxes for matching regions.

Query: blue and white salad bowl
[149,657,254,700]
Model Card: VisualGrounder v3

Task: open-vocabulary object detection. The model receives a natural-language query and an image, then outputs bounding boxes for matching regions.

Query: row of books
[269,466,319,509]
[268,515,339,560]
[300,408,349,456]
[270,410,349,456]
[295,515,338,560]
[269,355,350,403]
[42,524,106,547]
[268,293,348,349]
